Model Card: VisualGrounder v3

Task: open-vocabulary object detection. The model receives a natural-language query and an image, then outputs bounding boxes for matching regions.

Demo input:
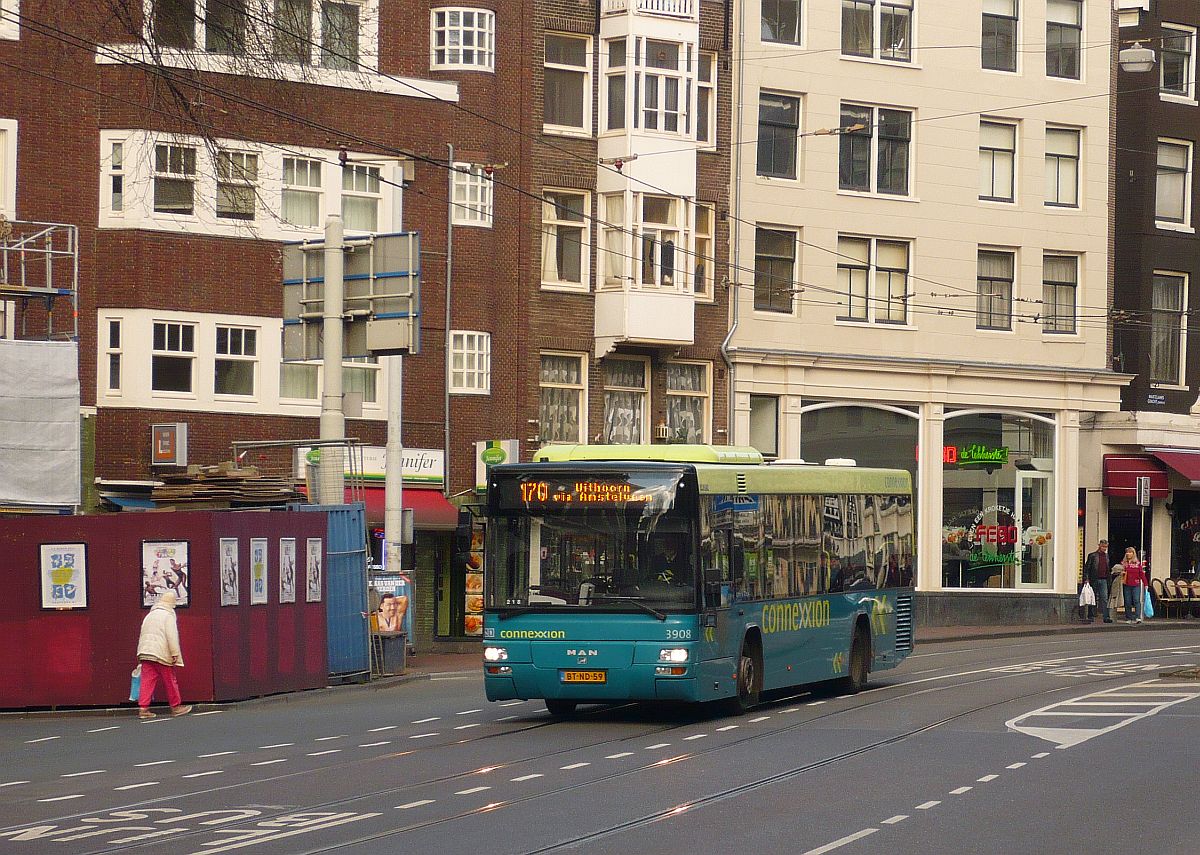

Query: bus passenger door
[697,528,738,701]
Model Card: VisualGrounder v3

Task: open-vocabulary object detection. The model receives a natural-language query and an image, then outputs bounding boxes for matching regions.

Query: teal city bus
[482,445,915,716]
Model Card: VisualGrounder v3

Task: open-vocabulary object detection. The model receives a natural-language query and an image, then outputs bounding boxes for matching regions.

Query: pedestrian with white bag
[135,590,192,719]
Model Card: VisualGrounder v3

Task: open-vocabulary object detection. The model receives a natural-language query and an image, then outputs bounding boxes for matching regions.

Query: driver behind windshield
[649,535,689,585]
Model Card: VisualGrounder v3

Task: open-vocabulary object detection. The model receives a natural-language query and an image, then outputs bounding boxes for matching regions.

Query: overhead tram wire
[2,9,1149,332]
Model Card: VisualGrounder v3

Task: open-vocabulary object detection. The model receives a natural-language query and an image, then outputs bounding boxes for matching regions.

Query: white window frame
[539,352,587,444]
[1041,253,1079,335]
[214,324,258,398]
[101,132,400,239]
[0,300,13,339]
[635,194,688,289]
[978,119,1017,203]
[634,38,692,137]
[603,38,628,133]
[141,0,381,74]
[599,192,627,288]
[449,330,491,394]
[1150,271,1189,387]
[1044,126,1081,208]
[540,189,590,291]
[761,0,802,47]
[343,356,379,404]
[981,0,1018,73]
[215,149,259,221]
[452,162,493,227]
[0,118,15,217]
[1045,0,1082,81]
[665,360,711,444]
[282,155,323,229]
[543,33,591,136]
[151,320,197,396]
[696,51,717,148]
[836,234,912,326]
[106,318,124,395]
[753,225,797,315]
[430,7,495,72]
[153,142,198,217]
[341,162,381,232]
[602,356,650,445]
[1161,24,1197,102]
[279,361,319,401]
[976,247,1015,332]
[0,0,18,40]
[757,91,802,180]
[841,0,914,63]
[107,141,125,215]
[1156,138,1193,230]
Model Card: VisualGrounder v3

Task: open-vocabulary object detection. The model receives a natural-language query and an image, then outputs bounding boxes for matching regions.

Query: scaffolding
[0,217,79,341]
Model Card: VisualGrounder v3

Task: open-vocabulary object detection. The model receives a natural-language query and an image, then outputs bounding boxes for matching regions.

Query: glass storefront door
[1016,471,1052,587]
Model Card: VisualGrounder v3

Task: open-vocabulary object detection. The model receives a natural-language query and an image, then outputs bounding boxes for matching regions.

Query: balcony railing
[602,0,697,19]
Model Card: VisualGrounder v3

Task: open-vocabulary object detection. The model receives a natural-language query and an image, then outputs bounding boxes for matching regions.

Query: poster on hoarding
[250,538,269,605]
[218,538,239,606]
[142,541,190,607]
[40,543,87,610]
[306,538,323,602]
[279,538,297,603]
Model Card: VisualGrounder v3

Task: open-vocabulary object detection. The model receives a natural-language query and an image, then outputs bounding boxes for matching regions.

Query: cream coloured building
[726,0,1127,620]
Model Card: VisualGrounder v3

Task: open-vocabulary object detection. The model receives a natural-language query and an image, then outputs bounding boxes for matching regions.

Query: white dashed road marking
[683,733,707,740]
[881,815,908,825]
[413,717,440,724]
[0,781,30,788]
[135,760,174,767]
[916,801,941,810]
[950,786,972,795]
[1032,752,1050,759]
[561,762,590,770]
[457,709,482,715]
[749,716,769,723]
[183,770,223,778]
[25,736,60,744]
[1006,762,1026,769]
[61,770,105,778]
[455,786,490,795]
[114,781,158,790]
[396,800,435,809]
[977,775,998,783]
[38,794,84,802]
[644,743,671,750]
[315,735,345,741]
[606,752,634,759]
[199,751,237,758]
[511,774,544,782]
[410,733,439,739]
[803,828,879,855]
[369,726,398,732]
[308,750,342,757]
[87,726,120,733]
[251,759,288,766]
[359,741,391,747]
[499,701,525,707]
[717,725,739,731]
[454,724,481,730]
[260,743,294,749]
[193,710,223,716]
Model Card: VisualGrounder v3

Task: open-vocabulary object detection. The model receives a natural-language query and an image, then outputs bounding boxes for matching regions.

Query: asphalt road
[2,630,1198,855]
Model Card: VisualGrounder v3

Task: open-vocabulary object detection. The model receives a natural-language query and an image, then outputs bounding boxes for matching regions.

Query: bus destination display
[511,479,653,508]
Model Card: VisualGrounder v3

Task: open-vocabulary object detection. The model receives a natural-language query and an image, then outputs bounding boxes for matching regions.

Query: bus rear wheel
[545,699,578,718]
[836,627,870,694]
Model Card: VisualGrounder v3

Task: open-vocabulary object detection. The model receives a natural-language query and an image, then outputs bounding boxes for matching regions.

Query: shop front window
[941,413,1054,589]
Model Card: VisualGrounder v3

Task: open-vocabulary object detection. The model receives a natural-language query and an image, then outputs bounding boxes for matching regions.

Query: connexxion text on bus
[481,445,915,716]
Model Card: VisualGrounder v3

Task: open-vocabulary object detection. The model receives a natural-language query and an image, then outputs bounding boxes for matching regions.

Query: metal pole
[318,213,346,504]
[384,354,404,576]
[444,143,454,498]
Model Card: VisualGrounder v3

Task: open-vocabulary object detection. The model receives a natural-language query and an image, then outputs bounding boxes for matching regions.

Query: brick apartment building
[0,0,731,648]
[1084,0,1200,580]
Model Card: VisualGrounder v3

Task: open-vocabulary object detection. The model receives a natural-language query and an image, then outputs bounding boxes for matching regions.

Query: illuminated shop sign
[918,444,1010,466]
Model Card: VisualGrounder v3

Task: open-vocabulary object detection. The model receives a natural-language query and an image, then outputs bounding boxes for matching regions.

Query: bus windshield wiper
[591,595,667,621]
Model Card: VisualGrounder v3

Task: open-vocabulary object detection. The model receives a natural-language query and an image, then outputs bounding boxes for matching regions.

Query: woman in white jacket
[136,591,192,719]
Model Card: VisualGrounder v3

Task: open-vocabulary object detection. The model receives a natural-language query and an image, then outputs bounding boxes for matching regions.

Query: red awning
[1102,455,1169,498]
[1149,450,1200,487]
[347,487,461,530]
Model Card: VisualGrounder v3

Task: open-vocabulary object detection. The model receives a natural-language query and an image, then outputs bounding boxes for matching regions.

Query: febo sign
[975,524,1019,545]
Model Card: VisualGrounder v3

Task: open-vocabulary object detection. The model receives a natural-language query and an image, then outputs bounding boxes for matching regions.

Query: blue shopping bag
[129,665,141,703]
[1143,588,1154,619]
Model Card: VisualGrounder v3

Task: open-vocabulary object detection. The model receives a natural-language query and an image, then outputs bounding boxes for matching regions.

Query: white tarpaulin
[0,339,80,506]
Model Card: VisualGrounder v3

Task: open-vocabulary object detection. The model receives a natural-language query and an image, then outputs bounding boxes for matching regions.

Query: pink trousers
[138,660,181,709]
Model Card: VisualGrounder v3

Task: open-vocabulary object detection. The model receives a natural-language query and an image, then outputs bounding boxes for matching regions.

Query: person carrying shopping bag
[135,590,192,719]
[1119,547,1148,624]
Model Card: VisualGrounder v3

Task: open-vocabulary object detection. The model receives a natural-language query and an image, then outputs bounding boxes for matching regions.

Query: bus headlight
[658,648,689,663]
[483,647,509,662]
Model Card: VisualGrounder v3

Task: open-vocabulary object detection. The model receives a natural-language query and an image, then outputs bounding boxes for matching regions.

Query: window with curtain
[280,362,318,399]
[601,193,626,286]
[541,191,588,287]
[1151,273,1187,385]
[215,150,257,221]
[1161,27,1195,98]
[875,240,909,324]
[841,0,873,57]
[979,120,1016,202]
[342,163,380,231]
[880,0,913,62]
[748,395,779,457]
[697,52,716,146]
[1042,254,1078,334]
[153,0,196,49]
[206,0,246,54]
[1045,127,1080,207]
[1045,0,1081,79]
[977,249,1014,331]
[1156,140,1191,225]
[757,92,800,179]
[666,362,708,443]
[754,227,796,313]
[544,34,589,132]
[982,0,1017,72]
[761,0,801,45]
[694,204,713,296]
[153,143,197,215]
[273,0,313,62]
[283,157,322,228]
[215,326,257,396]
[603,359,648,444]
[539,354,585,443]
[321,2,360,70]
[606,39,626,131]
[343,356,378,403]
[838,235,909,324]
[837,236,870,321]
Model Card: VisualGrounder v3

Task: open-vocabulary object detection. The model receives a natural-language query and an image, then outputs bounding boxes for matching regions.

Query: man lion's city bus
[482,445,915,716]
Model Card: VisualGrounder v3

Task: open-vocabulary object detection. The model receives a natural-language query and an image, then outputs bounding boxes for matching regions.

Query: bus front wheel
[836,627,870,694]
[545,699,578,718]
[722,642,762,715]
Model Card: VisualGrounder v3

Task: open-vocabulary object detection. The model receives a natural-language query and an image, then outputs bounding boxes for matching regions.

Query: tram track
[36,642,1196,855]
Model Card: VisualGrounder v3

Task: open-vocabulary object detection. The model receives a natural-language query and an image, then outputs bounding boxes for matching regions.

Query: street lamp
[1118,41,1156,74]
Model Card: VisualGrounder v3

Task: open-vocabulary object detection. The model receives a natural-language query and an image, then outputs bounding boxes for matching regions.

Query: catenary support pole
[385,354,404,576]
[318,213,346,504]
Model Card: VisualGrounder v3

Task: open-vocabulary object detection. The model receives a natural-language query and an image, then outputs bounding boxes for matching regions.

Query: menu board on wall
[464,526,484,636]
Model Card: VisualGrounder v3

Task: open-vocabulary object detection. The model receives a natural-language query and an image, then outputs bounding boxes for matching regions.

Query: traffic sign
[1136,475,1151,507]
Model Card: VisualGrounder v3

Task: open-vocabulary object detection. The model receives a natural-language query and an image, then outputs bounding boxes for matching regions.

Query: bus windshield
[486,470,697,613]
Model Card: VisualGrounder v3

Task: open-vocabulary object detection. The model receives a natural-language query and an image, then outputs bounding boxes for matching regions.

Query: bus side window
[730,535,746,601]
[702,528,731,608]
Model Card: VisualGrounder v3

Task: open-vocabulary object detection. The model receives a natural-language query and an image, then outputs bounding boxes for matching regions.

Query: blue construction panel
[293,502,369,677]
